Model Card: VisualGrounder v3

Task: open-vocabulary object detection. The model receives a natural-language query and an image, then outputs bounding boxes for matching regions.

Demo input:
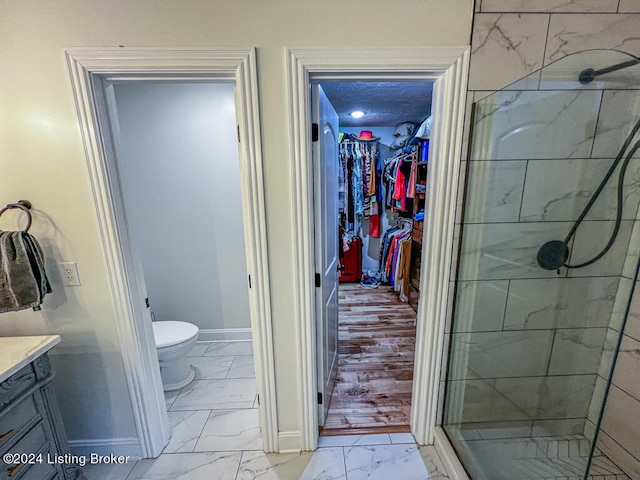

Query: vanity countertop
[0,335,60,383]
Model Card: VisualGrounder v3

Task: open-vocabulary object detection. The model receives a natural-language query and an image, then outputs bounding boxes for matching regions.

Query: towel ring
[0,200,32,233]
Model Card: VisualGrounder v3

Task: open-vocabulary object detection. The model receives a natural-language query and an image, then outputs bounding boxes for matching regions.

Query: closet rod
[340,140,379,145]
[386,150,417,164]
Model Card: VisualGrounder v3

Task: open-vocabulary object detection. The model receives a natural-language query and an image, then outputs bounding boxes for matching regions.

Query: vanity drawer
[3,458,55,480]
[0,396,40,452]
[1,423,48,480]
[0,365,36,409]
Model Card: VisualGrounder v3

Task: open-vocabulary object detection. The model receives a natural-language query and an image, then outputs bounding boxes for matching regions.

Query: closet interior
[318,81,433,435]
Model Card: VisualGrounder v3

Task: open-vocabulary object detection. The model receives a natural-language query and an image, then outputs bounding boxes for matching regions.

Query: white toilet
[152,321,200,391]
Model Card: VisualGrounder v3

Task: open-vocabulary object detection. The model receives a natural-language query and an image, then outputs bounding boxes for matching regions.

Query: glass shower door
[442,50,640,479]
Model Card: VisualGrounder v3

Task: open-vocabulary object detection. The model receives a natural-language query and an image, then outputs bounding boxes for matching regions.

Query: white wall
[111,82,250,331]
[0,0,473,451]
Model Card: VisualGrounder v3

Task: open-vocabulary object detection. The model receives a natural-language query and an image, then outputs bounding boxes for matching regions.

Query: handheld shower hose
[537,115,640,270]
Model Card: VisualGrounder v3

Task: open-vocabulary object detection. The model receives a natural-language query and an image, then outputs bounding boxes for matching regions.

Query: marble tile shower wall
[444,1,640,472]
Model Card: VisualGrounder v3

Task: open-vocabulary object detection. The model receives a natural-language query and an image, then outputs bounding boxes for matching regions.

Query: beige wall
[0,0,473,452]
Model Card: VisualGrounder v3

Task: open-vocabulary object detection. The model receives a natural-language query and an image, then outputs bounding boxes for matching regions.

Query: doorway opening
[312,80,434,436]
[67,47,277,457]
[96,79,262,452]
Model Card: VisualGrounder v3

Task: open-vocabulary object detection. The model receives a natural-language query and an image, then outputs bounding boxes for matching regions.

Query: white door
[312,84,340,426]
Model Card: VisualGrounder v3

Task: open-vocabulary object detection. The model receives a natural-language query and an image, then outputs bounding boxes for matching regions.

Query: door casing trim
[285,46,470,450]
[66,47,278,456]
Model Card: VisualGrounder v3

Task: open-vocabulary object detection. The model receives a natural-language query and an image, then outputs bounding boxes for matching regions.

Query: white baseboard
[198,328,252,342]
[69,437,142,459]
[434,427,470,480]
[278,431,302,453]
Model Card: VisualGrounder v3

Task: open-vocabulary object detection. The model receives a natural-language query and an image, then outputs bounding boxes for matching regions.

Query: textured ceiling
[319,81,433,127]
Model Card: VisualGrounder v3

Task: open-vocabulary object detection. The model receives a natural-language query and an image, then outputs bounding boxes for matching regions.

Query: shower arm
[579,58,640,84]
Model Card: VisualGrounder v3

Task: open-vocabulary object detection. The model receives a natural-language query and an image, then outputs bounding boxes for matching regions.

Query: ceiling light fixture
[350,110,365,119]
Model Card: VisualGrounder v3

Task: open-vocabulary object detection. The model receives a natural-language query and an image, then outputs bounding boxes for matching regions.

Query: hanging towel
[0,230,51,313]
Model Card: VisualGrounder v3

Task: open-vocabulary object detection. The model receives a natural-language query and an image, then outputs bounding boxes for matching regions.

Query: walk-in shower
[442,50,640,479]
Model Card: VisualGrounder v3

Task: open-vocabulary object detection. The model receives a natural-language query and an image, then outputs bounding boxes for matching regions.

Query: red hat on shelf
[355,130,379,141]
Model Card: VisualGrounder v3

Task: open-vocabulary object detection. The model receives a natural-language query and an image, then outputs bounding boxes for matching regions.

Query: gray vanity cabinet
[0,354,83,480]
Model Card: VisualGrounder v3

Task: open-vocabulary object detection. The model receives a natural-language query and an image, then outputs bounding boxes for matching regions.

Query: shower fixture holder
[537,240,568,271]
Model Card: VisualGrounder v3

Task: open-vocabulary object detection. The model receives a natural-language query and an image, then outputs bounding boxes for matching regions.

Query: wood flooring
[320,283,418,436]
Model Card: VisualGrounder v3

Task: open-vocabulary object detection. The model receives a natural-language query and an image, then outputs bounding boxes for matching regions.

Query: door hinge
[248,275,252,288]
[312,122,319,142]
[257,394,260,405]
[315,273,321,288]
[317,392,323,405]
[145,297,150,308]
[237,125,241,143]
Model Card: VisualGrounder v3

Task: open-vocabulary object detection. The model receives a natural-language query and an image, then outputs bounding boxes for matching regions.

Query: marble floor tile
[82,461,137,480]
[164,410,211,453]
[390,433,416,444]
[344,444,438,480]
[170,378,257,410]
[189,355,234,380]
[226,355,255,379]
[204,342,233,354]
[195,409,262,452]
[188,342,211,357]
[236,448,346,480]
[205,341,254,356]
[164,389,181,410]
[418,446,450,480]
[318,434,391,447]
[126,452,241,480]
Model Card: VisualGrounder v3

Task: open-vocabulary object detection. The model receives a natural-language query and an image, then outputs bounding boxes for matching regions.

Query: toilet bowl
[152,321,199,391]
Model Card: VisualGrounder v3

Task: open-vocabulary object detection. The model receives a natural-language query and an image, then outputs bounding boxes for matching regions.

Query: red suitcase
[339,236,362,282]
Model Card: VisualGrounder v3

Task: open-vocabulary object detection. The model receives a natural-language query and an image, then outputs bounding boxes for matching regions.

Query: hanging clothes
[339,138,381,238]
[378,224,412,292]
[383,148,418,213]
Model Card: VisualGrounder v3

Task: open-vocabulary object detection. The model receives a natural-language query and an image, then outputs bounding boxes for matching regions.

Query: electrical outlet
[59,262,81,286]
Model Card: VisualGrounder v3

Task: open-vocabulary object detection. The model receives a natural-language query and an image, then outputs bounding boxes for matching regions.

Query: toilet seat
[152,321,199,348]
